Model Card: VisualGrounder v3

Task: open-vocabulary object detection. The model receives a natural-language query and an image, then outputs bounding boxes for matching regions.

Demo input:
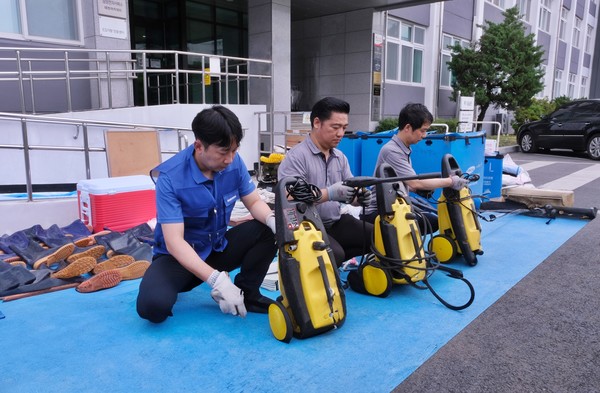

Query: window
[0,0,81,43]
[559,7,568,41]
[585,24,593,53]
[386,17,425,84]
[440,34,469,88]
[572,17,581,48]
[567,73,576,98]
[517,0,531,21]
[554,69,563,98]
[580,76,588,98]
[538,0,552,33]
[535,64,546,98]
[486,0,505,8]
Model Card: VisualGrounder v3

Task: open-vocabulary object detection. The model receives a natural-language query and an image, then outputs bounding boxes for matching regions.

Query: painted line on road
[519,161,557,171]
[540,164,600,191]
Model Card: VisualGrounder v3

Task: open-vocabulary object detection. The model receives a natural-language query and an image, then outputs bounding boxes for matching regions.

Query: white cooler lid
[77,175,155,194]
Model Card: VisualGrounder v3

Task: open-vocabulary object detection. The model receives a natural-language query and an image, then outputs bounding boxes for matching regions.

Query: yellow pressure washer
[346,164,475,310]
[268,177,346,343]
[429,154,484,266]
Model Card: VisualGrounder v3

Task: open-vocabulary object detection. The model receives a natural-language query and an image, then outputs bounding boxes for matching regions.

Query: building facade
[0,0,598,133]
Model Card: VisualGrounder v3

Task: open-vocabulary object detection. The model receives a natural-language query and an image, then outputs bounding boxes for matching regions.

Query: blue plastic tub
[411,131,486,206]
[359,129,398,176]
[337,132,365,176]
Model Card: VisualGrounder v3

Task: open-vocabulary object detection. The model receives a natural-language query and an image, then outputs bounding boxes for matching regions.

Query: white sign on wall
[98,0,127,19]
[460,96,475,111]
[99,16,128,39]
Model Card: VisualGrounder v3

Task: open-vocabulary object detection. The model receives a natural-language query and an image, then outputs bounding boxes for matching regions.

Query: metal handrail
[0,47,272,113]
[472,121,503,151]
[0,111,192,202]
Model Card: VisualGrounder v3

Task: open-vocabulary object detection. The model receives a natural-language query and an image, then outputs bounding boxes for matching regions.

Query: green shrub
[512,96,577,131]
[431,118,458,133]
[374,117,398,132]
[511,98,555,131]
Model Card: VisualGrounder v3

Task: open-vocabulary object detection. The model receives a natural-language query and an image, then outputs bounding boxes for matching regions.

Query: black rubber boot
[10,239,75,270]
[66,244,106,263]
[125,223,155,246]
[0,231,30,254]
[108,232,153,262]
[94,231,124,252]
[61,219,92,239]
[34,225,73,248]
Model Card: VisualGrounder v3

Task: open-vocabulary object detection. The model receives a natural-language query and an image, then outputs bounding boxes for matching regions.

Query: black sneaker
[244,295,275,314]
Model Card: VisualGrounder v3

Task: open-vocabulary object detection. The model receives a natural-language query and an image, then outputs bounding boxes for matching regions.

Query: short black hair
[191,105,243,148]
[310,97,350,128]
[398,103,433,130]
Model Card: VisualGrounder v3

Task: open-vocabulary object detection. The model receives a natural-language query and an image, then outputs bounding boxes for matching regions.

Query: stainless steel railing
[0,111,192,202]
[0,47,272,114]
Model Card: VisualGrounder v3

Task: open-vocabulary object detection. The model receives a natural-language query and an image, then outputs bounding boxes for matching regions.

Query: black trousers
[326,214,373,267]
[136,220,276,323]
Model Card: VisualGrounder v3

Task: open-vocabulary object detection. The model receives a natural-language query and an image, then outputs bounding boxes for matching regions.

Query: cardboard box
[77,175,156,233]
[502,186,574,208]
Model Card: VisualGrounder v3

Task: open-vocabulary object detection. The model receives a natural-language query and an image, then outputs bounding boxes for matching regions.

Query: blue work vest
[151,145,254,260]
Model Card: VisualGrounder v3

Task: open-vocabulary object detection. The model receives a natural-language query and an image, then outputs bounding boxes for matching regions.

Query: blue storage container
[411,131,486,207]
[483,153,504,199]
[337,132,364,176]
[359,129,398,176]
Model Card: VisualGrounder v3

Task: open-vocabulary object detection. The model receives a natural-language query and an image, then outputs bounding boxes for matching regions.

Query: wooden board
[105,130,161,177]
[502,186,574,208]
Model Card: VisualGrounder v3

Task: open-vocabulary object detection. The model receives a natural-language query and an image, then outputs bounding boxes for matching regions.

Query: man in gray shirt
[361,103,468,232]
[277,97,373,267]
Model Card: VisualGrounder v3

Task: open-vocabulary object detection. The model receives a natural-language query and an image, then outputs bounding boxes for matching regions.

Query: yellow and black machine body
[430,154,483,266]
[346,165,475,310]
[268,177,346,343]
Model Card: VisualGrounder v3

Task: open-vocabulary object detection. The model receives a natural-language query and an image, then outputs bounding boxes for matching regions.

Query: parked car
[517,99,600,160]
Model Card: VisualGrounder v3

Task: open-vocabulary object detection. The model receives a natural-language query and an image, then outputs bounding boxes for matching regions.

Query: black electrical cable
[285,177,322,203]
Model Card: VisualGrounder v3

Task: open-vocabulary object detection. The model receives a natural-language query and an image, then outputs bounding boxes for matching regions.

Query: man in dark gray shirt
[362,103,468,231]
[277,97,373,267]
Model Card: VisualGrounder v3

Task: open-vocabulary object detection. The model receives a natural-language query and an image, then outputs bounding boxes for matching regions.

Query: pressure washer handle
[544,204,598,220]
[343,172,441,188]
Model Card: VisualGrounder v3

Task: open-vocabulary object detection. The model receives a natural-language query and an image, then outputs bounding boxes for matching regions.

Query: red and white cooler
[77,175,156,233]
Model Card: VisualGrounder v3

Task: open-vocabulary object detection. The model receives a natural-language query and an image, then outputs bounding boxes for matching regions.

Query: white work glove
[327,181,355,203]
[208,271,247,317]
[357,188,372,206]
[450,175,469,191]
[265,211,276,234]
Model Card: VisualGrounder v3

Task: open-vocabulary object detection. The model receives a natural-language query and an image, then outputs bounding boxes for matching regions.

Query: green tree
[447,7,545,122]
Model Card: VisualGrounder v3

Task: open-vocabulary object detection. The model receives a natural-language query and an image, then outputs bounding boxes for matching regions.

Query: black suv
[517,99,600,160]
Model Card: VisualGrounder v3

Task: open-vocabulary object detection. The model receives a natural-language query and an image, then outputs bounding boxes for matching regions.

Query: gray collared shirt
[277,135,353,225]
[365,134,416,215]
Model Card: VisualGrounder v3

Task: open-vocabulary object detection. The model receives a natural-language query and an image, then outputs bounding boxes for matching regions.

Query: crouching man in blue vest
[136,105,277,323]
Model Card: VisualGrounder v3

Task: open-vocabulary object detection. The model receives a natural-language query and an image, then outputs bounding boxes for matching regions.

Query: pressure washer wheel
[429,234,457,263]
[268,301,293,343]
[355,264,393,298]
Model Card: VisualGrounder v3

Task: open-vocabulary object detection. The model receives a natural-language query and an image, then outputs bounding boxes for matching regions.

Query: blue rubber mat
[0,214,587,393]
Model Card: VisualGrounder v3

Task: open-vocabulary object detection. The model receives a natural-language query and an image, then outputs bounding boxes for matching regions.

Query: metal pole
[65,51,73,112]
[142,52,148,106]
[82,123,92,179]
[174,53,180,103]
[16,51,26,113]
[106,52,113,109]
[225,58,229,104]
[21,119,33,201]
[28,61,35,114]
